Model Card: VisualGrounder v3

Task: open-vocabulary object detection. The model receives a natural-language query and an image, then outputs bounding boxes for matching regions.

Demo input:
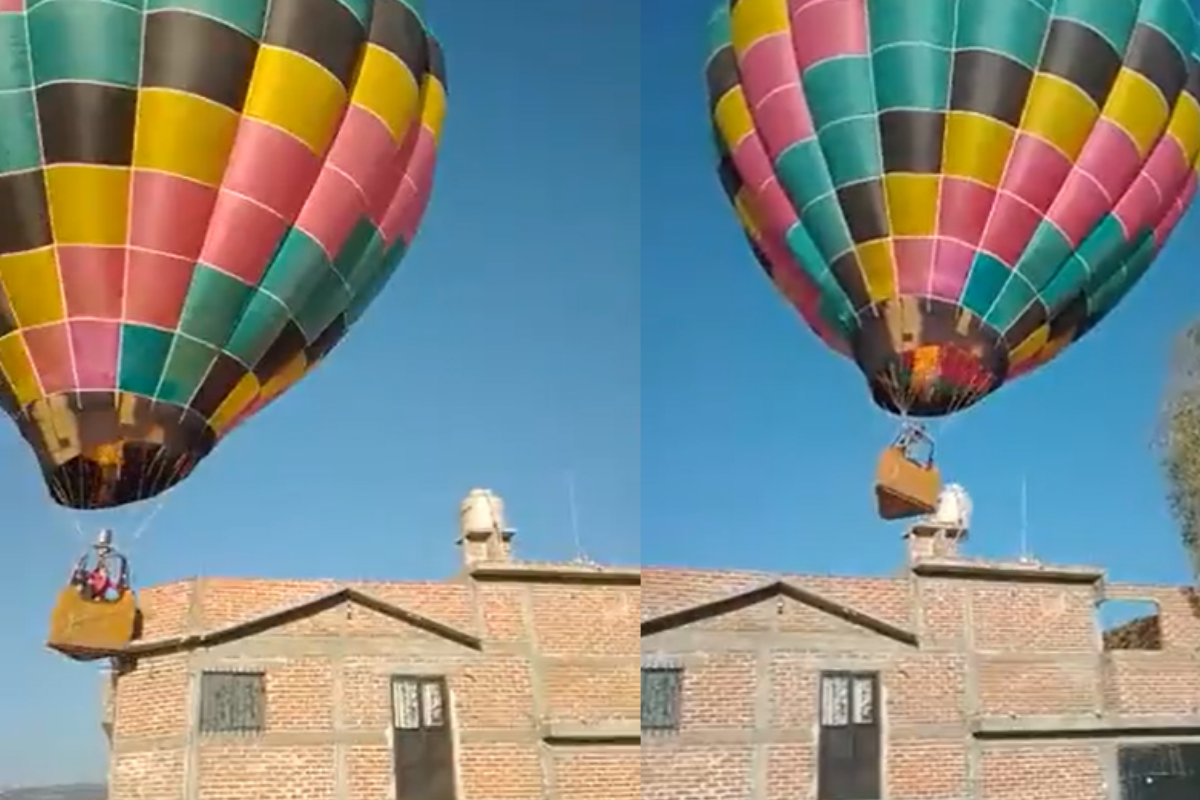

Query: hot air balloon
[0,0,446,516]
[0,0,447,660]
[707,0,1200,516]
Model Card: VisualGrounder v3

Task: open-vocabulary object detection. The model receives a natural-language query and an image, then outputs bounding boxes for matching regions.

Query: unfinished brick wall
[106,564,639,800]
[642,558,1200,800]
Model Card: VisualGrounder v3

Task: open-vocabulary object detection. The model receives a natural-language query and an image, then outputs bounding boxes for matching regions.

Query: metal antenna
[566,470,590,564]
[1019,474,1031,562]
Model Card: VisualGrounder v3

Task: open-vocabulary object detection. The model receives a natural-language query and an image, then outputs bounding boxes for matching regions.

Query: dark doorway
[391,675,457,800]
[1120,744,1200,800]
[817,671,881,800]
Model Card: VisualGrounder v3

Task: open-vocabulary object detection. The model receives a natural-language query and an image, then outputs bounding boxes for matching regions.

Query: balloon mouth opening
[865,345,1003,417]
[852,298,1007,418]
[47,443,199,510]
[867,376,997,417]
[14,392,216,510]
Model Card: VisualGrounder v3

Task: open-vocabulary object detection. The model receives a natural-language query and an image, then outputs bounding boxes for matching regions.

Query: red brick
[642,550,1200,799]
[106,558,638,799]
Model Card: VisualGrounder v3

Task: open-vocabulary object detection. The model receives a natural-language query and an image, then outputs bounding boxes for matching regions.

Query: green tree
[1160,324,1200,581]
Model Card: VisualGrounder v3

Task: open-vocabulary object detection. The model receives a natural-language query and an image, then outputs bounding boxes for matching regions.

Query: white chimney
[904,484,970,563]
[930,484,972,530]
[458,488,516,566]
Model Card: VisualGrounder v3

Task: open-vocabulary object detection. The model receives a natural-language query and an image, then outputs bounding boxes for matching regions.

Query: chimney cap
[459,488,516,537]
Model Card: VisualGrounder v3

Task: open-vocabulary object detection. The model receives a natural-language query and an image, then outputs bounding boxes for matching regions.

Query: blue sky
[0,0,638,785]
[9,0,1200,789]
[643,0,1200,589]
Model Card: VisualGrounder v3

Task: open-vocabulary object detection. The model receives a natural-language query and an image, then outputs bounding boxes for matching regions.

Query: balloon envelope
[708,0,1200,416]
[0,0,446,508]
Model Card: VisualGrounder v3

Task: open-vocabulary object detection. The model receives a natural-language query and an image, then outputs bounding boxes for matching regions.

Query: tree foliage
[1159,324,1200,582]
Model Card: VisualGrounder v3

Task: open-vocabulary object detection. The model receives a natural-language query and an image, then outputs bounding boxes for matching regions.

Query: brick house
[100,490,639,800]
[641,522,1200,800]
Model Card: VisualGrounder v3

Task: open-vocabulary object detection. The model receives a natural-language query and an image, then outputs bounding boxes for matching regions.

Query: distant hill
[0,785,105,800]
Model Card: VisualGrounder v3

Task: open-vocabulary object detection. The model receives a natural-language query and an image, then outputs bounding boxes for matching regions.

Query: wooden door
[392,675,456,800]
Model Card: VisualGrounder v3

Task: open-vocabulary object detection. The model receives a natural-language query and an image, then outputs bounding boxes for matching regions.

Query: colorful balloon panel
[707,0,1200,415]
[0,0,446,508]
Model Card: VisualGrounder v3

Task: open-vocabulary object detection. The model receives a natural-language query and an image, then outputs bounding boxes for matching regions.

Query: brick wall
[642,555,1200,800]
[106,562,639,800]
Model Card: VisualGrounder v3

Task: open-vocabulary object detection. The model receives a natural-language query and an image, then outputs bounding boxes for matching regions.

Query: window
[198,671,265,734]
[641,666,683,731]
[818,672,880,800]
[1097,599,1162,651]
[392,676,447,730]
[820,673,876,726]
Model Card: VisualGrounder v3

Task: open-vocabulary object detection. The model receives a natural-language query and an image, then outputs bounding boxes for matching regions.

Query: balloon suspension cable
[877,361,992,453]
[879,370,922,451]
[55,490,89,545]
[15,426,89,543]
[133,445,197,554]
[134,442,174,510]
[42,458,176,558]
[12,440,81,545]
[118,452,181,557]
[878,365,913,419]
[930,370,990,439]
[127,497,169,550]
[72,443,85,511]
[46,470,75,516]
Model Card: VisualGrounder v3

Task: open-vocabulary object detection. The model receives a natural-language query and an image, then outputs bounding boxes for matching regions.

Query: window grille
[820,674,850,726]
[392,676,447,730]
[852,676,874,724]
[641,666,683,730]
[198,671,265,734]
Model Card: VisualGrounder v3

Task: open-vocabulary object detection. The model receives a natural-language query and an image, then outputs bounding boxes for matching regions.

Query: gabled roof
[641,579,918,646]
[122,586,482,658]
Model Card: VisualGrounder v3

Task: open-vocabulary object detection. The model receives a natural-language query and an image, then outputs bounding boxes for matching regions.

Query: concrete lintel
[542,720,640,744]
[972,714,1200,739]
[112,727,550,756]
[641,728,815,747]
[640,630,907,655]
[642,723,966,750]
[188,635,481,661]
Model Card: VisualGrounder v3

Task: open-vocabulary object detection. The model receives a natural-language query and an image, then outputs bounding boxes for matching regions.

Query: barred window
[392,676,447,730]
[820,674,850,727]
[819,672,878,728]
[641,666,683,731]
[852,676,874,724]
[198,672,265,734]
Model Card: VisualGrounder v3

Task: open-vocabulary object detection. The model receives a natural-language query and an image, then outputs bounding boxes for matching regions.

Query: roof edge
[120,586,482,659]
[468,563,640,585]
[912,559,1103,584]
[641,579,917,646]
